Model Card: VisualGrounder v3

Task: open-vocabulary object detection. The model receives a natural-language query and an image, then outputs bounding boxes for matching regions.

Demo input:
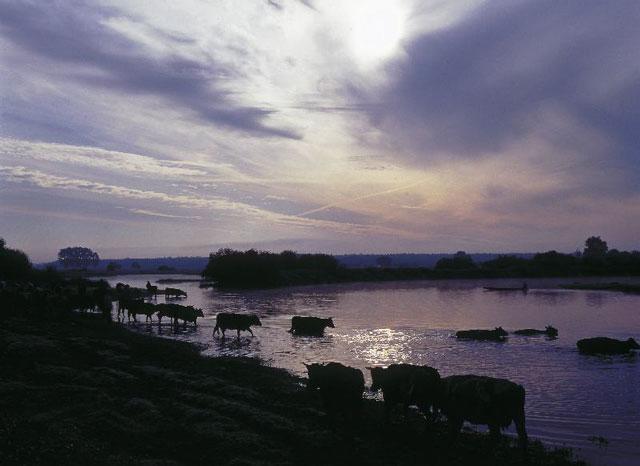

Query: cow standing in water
[305,362,364,424]
[577,337,640,355]
[289,316,334,336]
[368,363,441,420]
[213,313,261,338]
[436,375,528,450]
[146,281,158,298]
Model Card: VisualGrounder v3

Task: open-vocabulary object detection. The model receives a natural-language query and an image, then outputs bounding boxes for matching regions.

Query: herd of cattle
[203,311,637,448]
[3,278,638,448]
[306,361,528,449]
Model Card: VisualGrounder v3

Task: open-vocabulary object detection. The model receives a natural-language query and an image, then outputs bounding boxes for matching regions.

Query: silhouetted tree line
[202,249,340,288]
[203,237,640,289]
[0,239,60,283]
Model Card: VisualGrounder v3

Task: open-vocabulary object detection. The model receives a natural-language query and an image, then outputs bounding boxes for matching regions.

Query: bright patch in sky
[348,0,407,67]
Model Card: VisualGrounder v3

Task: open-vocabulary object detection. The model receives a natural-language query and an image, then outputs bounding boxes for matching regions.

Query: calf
[305,362,364,422]
[289,316,335,336]
[213,313,261,338]
[577,337,640,355]
[456,327,508,342]
[436,375,527,449]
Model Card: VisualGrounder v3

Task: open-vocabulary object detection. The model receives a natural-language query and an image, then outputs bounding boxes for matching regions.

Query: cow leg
[237,329,241,339]
[448,417,463,441]
[248,328,254,336]
[489,424,501,443]
[515,413,528,450]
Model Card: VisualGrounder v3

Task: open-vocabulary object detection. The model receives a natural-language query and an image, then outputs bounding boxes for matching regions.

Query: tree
[376,256,392,267]
[583,236,608,259]
[106,262,121,273]
[0,238,33,280]
[435,251,476,270]
[58,247,100,269]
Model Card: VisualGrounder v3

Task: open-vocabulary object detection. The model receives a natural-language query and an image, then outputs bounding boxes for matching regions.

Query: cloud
[0,165,409,238]
[0,0,299,139]
[354,0,640,170]
[126,208,203,220]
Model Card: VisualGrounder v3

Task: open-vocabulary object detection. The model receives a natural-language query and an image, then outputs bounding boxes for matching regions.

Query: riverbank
[559,282,640,294]
[0,313,584,466]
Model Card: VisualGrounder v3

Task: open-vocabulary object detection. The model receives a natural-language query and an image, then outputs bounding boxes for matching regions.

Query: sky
[1,0,639,262]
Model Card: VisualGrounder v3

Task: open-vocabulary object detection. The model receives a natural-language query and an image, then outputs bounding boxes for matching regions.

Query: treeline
[202,249,340,288]
[0,239,60,284]
[202,237,640,289]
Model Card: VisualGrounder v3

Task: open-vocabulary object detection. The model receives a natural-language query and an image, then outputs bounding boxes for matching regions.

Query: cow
[165,287,187,298]
[180,306,204,326]
[456,327,508,342]
[514,326,558,337]
[435,375,527,449]
[146,281,158,298]
[368,363,441,420]
[289,316,335,336]
[305,362,364,423]
[127,301,156,322]
[156,303,182,326]
[213,313,262,338]
[577,337,640,355]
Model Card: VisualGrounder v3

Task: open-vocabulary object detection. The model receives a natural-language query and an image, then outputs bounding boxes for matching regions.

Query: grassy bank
[0,313,584,466]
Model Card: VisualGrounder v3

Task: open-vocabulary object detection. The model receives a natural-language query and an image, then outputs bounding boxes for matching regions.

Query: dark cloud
[0,0,299,139]
[355,0,640,167]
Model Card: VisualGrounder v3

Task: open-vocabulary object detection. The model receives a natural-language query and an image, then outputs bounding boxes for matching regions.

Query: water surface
[110,275,640,466]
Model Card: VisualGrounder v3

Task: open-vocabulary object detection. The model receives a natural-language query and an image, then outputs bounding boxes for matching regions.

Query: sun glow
[348,0,407,68]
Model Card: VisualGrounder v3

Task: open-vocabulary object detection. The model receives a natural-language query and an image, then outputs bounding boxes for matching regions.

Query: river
[108,275,640,466]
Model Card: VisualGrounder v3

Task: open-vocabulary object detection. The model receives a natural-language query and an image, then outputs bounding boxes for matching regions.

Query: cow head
[627,338,640,349]
[195,308,204,317]
[326,318,335,328]
[545,325,558,337]
[250,315,262,326]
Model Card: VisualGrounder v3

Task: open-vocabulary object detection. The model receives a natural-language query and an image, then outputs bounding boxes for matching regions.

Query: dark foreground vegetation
[203,236,640,289]
[1,239,583,465]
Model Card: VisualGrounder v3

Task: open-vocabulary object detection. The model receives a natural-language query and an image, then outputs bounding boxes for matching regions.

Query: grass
[0,312,585,466]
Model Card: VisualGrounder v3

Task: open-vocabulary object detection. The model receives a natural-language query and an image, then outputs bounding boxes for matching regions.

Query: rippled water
[109,275,640,466]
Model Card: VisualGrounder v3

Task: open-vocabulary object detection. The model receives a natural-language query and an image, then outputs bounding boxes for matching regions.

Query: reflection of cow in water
[146,281,158,298]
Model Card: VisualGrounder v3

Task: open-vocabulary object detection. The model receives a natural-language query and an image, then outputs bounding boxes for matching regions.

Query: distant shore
[1,312,585,466]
